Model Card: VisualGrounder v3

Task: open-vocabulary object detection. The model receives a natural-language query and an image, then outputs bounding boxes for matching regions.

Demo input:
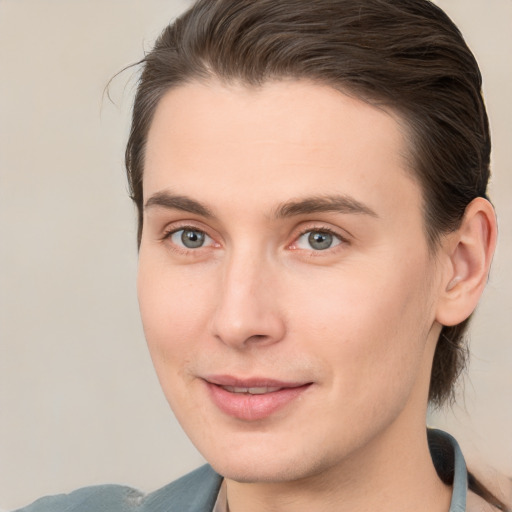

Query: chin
[202,438,338,484]
[211,458,309,484]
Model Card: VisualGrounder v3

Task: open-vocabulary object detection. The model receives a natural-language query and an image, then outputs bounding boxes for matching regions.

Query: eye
[295,229,343,251]
[169,228,212,249]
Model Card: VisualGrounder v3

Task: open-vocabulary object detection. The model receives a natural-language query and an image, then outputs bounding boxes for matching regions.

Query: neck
[225,423,452,512]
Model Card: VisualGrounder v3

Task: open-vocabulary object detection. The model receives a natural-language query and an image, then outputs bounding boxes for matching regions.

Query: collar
[428,428,468,511]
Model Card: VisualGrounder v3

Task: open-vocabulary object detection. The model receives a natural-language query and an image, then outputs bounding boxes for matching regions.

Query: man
[16,0,509,511]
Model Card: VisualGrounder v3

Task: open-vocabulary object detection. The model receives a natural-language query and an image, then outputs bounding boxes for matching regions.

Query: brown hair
[125,1,506,508]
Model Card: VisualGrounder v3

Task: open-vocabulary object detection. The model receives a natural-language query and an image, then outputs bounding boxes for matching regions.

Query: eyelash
[161,224,217,255]
[161,224,349,255]
[291,226,348,253]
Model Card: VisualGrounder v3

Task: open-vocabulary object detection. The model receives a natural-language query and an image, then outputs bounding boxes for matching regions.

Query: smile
[203,376,312,421]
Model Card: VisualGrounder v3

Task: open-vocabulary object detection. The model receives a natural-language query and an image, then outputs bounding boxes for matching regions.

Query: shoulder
[13,465,223,512]
[12,484,144,512]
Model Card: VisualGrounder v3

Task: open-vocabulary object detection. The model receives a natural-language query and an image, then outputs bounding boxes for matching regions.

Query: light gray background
[0,0,510,509]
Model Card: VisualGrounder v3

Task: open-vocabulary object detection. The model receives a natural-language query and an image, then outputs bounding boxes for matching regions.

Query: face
[138,80,443,483]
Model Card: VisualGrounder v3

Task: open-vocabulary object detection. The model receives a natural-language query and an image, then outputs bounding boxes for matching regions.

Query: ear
[436,197,497,327]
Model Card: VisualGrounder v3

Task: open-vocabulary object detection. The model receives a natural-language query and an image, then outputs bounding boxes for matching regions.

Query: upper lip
[203,375,311,389]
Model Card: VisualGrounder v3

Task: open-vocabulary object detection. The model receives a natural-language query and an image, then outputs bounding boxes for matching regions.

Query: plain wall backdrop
[0,0,511,509]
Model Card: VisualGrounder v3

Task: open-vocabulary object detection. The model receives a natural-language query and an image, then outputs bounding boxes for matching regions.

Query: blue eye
[296,230,342,251]
[170,228,211,249]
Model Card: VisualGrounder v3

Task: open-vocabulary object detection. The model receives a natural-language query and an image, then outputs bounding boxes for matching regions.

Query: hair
[124,1,506,508]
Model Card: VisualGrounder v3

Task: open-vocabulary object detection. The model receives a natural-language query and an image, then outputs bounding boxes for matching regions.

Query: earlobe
[436,197,497,327]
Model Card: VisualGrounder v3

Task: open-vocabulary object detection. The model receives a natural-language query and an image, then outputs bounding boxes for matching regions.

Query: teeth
[223,386,281,394]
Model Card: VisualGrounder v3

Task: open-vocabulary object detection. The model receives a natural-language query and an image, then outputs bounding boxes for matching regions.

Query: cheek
[137,257,221,425]
[288,258,435,401]
[137,254,215,376]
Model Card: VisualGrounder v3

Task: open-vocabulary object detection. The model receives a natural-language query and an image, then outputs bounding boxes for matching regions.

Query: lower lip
[205,382,312,421]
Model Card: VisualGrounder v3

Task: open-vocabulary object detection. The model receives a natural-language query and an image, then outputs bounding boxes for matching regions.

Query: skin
[137,80,494,512]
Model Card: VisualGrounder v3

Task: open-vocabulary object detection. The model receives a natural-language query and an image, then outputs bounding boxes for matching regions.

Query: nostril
[248,334,268,342]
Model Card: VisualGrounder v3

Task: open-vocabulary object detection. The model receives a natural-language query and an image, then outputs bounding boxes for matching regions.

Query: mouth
[219,385,284,394]
[203,375,313,421]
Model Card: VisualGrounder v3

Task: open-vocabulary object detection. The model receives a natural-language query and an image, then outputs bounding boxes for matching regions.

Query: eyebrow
[144,191,213,217]
[274,195,378,219]
[144,191,378,220]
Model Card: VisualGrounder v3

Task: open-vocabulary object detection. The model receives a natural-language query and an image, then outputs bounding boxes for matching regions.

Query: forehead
[144,80,421,224]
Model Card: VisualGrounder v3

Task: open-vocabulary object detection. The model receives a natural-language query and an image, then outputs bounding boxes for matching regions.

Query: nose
[209,250,286,349]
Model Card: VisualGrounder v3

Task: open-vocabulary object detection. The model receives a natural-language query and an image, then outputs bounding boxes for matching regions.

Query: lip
[203,375,312,421]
